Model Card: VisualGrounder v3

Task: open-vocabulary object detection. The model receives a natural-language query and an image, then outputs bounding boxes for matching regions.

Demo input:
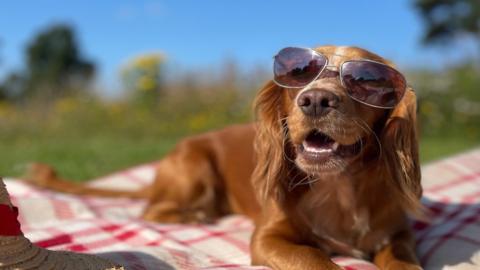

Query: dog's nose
[297,89,339,117]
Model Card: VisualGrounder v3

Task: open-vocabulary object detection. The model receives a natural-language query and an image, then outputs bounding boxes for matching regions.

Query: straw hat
[0,178,124,270]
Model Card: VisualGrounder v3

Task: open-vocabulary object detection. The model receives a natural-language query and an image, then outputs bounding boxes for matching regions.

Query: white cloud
[114,1,165,21]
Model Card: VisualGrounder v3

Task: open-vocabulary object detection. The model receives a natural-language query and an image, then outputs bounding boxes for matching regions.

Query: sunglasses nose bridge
[316,67,340,81]
[324,65,339,70]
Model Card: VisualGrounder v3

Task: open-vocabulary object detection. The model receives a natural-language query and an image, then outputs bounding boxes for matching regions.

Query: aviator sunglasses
[273,47,407,109]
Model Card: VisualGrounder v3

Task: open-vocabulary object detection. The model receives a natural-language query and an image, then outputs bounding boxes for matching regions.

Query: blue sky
[0,1,476,94]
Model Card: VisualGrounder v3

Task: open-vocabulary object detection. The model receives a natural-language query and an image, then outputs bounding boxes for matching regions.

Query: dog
[26,45,423,270]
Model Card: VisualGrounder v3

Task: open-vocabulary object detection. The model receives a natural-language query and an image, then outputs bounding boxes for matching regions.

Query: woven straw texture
[0,179,123,270]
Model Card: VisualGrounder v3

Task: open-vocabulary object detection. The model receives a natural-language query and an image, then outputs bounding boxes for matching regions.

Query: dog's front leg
[251,216,342,270]
[374,229,422,270]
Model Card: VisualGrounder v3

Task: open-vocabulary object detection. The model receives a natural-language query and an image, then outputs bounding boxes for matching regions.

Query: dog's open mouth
[297,130,363,163]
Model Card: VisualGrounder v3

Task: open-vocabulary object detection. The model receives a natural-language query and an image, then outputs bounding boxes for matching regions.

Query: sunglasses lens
[341,61,406,108]
[274,47,327,87]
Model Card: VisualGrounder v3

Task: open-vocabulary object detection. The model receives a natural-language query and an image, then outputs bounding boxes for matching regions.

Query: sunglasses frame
[272,47,408,109]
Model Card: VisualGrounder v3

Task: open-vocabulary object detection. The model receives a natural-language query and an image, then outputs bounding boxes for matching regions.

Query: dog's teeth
[332,142,340,151]
[302,141,308,149]
[302,142,332,153]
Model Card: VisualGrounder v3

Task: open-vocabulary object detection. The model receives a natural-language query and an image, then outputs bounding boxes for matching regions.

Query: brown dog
[26,45,423,270]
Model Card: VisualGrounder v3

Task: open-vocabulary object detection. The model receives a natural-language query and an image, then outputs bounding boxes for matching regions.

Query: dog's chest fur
[295,173,390,259]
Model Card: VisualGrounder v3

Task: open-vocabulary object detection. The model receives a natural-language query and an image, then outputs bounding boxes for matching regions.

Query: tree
[24,24,95,99]
[414,0,480,46]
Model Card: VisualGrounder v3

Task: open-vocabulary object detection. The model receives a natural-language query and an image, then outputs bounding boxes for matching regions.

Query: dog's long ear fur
[381,88,423,216]
[252,81,290,203]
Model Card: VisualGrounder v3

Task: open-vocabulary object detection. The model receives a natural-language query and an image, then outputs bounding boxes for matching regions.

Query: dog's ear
[381,88,423,216]
[252,81,289,202]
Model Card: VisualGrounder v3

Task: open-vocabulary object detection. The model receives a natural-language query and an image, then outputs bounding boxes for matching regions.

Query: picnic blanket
[3,148,480,270]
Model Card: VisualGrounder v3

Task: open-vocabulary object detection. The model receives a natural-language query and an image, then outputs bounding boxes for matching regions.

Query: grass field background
[1,60,479,182]
[1,96,478,182]
[1,133,478,182]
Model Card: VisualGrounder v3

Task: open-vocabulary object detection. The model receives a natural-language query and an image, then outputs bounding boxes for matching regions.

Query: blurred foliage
[409,62,480,139]
[0,61,265,179]
[414,0,480,46]
[0,60,479,179]
[0,24,95,101]
[0,79,256,141]
[0,40,4,100]
[406,62,480,163]
[121,53,165,108]
[412,0,480,160]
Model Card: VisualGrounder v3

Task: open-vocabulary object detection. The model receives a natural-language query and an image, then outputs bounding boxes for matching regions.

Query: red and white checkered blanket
[4,148,480,270]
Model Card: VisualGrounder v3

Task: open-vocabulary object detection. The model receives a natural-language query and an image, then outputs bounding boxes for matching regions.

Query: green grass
[420,135,480,164]
[0,135,179,181]
[1,132,478,182]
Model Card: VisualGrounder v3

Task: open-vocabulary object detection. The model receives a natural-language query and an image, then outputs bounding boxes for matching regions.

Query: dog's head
[253,45,421,214]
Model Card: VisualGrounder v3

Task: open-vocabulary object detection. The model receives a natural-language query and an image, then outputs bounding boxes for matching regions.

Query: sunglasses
[273,47,407,109]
